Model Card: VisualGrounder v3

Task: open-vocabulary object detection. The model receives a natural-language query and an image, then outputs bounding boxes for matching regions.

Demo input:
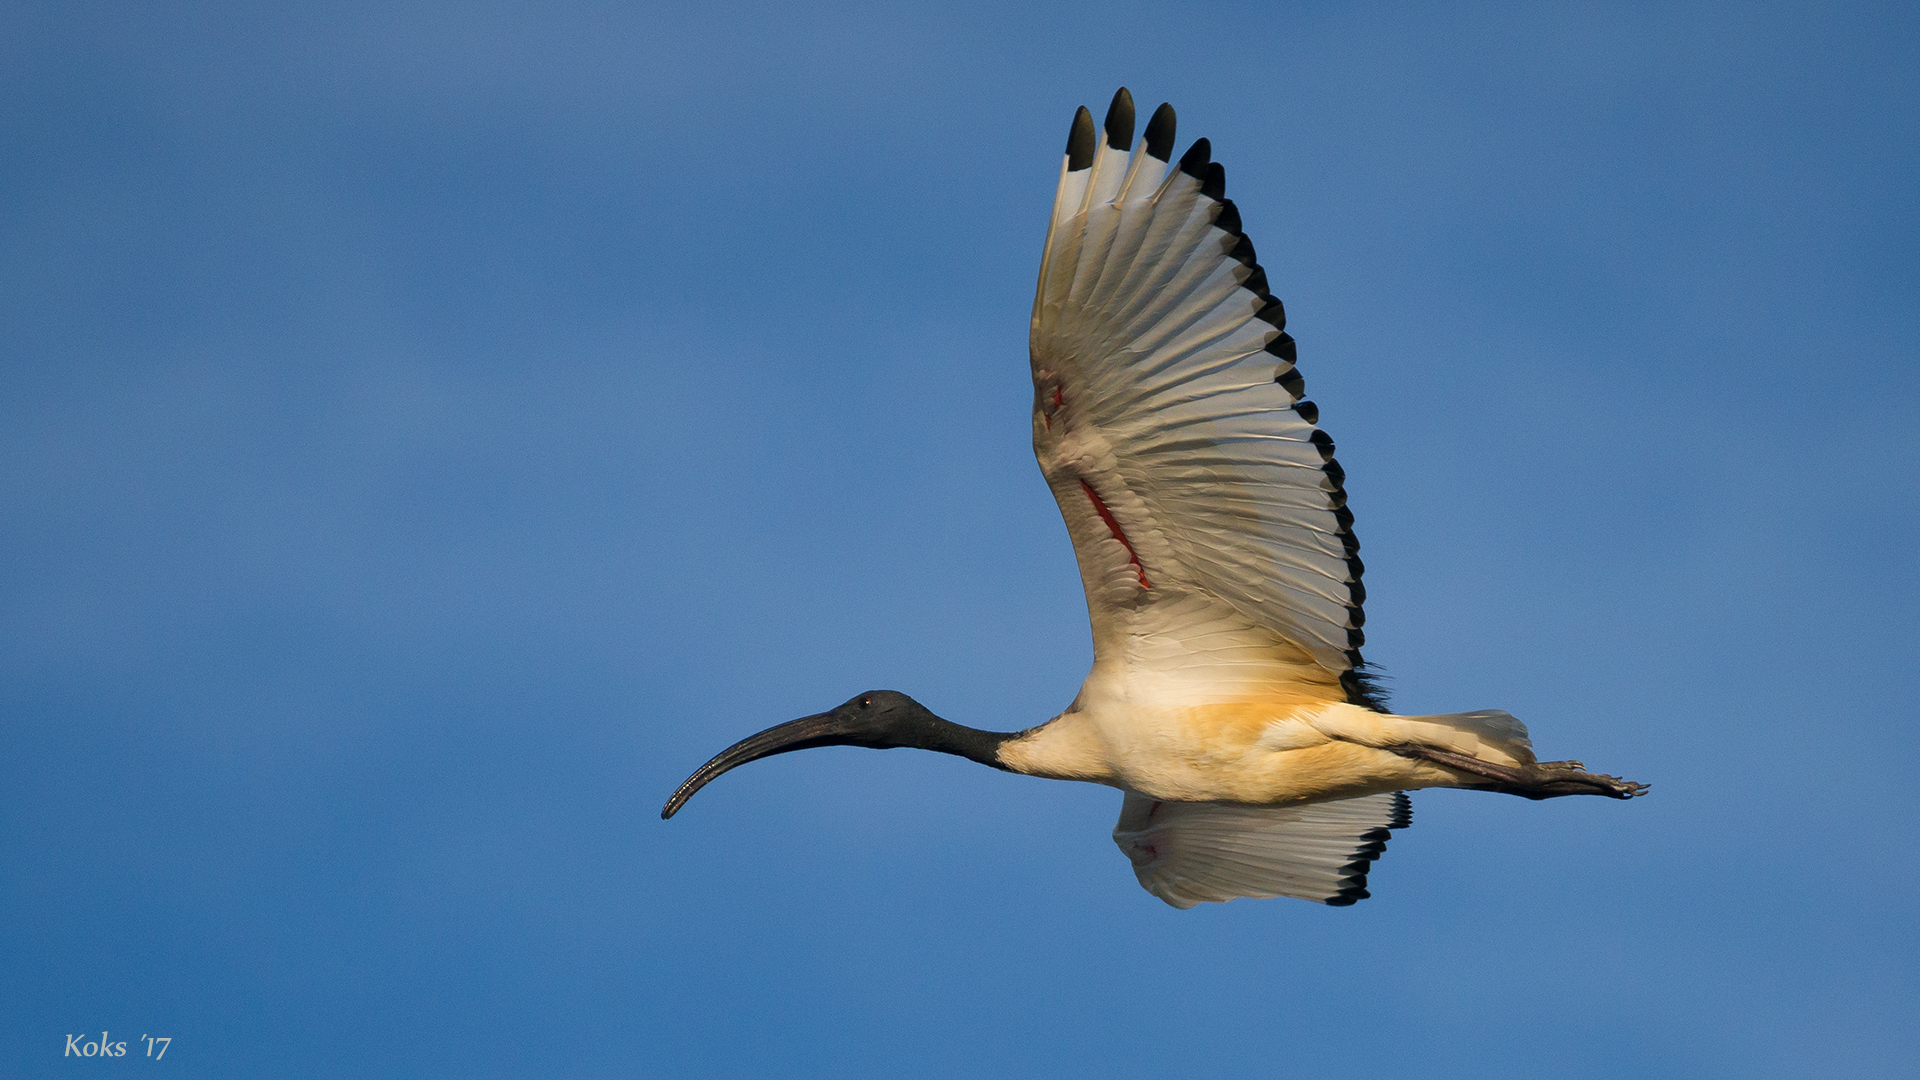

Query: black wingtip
[1201,161,1226,200]
[1389,792,1413,829]
[1143,102,1176,160]
[1274,365,1304,398]
[1255,296,1286,330]
[1104,88,1135,151]
[1214,199,1244,238]
[1178,137,1211,177]
[1066,106,1096,171]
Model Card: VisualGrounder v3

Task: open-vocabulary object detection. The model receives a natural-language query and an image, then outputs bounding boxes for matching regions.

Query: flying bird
[663,89,1646,908]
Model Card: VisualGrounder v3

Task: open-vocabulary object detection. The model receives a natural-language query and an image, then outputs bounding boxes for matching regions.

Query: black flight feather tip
[1255,297,1287,329]
[1143,102,1176,160]
[1066,106,1096,171]
[1104,88,1135,151]
[1178,137,1211,177]
[1213,199,1244,237]
[1201,161,1226,201]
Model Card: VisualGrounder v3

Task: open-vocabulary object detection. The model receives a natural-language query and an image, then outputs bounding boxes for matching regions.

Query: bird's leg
[1387,744,1648,800]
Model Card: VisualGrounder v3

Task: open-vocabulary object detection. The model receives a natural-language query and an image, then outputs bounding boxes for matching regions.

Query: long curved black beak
[661,712,867,819]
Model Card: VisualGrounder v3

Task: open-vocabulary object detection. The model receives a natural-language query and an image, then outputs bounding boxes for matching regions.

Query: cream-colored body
[1001,657,1534,805]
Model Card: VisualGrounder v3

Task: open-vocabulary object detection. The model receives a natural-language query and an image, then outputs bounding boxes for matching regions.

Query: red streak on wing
[1079,479,1152,589]
[1042,386,1066,431]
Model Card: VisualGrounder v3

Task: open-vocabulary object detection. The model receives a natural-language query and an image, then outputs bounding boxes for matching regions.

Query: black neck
[910,716,1017,771]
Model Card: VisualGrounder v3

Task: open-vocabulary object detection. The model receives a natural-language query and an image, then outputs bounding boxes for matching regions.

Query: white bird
[663,89,1645,908]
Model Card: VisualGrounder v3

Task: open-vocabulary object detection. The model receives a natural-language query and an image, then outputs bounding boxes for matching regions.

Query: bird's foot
[1525,760,1649,800]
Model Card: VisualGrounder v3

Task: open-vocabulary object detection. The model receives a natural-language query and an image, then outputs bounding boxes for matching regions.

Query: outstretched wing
[1031,89,1376,706]
[1113,791,1413,908]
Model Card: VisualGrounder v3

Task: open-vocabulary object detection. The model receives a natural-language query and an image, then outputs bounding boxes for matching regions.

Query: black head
[661,691,1006,819]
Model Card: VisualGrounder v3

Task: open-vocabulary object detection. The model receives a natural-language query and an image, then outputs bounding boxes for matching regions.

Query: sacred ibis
[663,89,1646,908]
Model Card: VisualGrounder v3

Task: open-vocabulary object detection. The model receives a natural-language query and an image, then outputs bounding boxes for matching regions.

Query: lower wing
[1112,791,1412,908]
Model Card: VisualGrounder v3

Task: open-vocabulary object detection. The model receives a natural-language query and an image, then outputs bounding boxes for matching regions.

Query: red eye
[861,696,873,707]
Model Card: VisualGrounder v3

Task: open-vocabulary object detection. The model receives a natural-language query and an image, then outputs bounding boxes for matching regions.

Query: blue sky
[3,1,1916,1076]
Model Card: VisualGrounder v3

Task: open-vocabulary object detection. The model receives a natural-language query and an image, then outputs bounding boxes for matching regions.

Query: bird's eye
[860,696,873,707]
